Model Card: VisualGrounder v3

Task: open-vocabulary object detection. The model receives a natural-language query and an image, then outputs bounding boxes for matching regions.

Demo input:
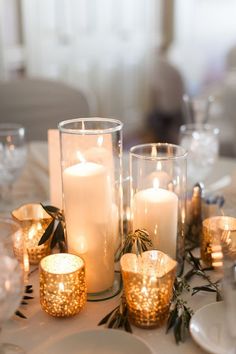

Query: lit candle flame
[97,135,104,147]
[153,178,159,189]
[76,150,86,163]
[151,145,157,158]
[156,161,162,171]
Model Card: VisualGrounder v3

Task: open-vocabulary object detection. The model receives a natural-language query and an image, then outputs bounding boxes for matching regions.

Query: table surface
[2,142,236,354]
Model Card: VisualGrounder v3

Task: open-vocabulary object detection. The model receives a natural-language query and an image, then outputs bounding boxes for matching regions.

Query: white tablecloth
[2,142,236,353]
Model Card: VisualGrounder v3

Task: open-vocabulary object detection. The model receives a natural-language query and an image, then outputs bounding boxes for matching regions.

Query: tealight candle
[201,216,236,268]
[12,203,52,265]
[39,253,86,317]
[120,250,177,328]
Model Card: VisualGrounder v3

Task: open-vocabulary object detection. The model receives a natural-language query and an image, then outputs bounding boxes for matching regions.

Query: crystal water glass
[0,218,25,353]
[0,124,27,207]
[179,123,219,187]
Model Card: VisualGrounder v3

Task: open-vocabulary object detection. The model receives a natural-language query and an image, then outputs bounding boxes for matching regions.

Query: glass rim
[58,117,123,135]
[0,123,25,136]
[0,217,21,231]
[129,143,187,161]
[40,253,85,275]
[203,216,236,229]
[180,123,219,135]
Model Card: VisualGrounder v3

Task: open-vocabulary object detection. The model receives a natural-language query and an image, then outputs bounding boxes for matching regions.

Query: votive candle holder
[12,203,52,264]
[120,250,177,328]
[201,216,236,268]
[39,253,86,317]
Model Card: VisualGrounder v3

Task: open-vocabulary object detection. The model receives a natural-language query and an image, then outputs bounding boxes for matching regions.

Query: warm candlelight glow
[153,177,159,189]
[59,117,123,299]
[133,183,178,259]
[76,150,86,163]
[12,203,52,265]
[40,253,86,317]
[63,161,114,293]
[201,216,236,267]
[121,250,177,328]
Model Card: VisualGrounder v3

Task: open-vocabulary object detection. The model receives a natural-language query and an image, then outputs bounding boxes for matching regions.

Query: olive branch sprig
[186,251,223,301]
[99,229,152,333]
[38,205,66,253]
[15,284,34,319]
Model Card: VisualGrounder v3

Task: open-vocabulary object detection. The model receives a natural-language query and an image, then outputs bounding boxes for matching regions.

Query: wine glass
[179,123,219,187]
[0,218,25,354]
[0,124,27,209]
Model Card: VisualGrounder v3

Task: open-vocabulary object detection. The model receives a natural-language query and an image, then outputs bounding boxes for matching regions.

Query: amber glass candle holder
[12,203,52,264]
[201,216,236,268]
[120,250,177,329]
[40,253,86,317]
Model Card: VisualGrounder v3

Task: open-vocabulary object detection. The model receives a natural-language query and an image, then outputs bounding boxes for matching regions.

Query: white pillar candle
[133,181,178,259]
[63,162,114,293]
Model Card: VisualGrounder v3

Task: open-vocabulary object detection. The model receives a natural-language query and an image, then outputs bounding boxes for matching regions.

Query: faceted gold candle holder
[40,253,86,317]
[12,203,52,265]
[120,250,177,329]
[201,216,236,268]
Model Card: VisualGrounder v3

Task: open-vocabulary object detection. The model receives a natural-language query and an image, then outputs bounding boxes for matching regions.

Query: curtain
[22,0,163,133]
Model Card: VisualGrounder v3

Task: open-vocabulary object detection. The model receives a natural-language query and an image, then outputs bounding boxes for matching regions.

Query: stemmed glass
[0,124,27,210]
[0,219,25,354]
[179,123,219,188]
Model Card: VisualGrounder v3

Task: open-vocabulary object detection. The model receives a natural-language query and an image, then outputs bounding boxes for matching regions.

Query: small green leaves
[98,230,153,334]
[38,219,55,245]
[166,277,193,344]
[186,251,222,302]
[98,295,132,333]
[15,284,34,319]
[118,229,153,259]
[38,204,66,252]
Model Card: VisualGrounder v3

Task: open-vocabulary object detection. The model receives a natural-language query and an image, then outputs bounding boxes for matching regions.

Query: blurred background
[1,0,236,154]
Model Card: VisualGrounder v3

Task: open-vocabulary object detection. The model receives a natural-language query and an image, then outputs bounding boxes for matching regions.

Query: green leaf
[166,307,178,333]
[124,318,132,333]
[23,295,34,300]
[216,292,223,302]
[50,231,58,249]
[98,306,119,326]
[15,310,27,319]
[174,316,182,344]
[38,219,55,245]
[41,204,60,214]
[56,222,65,241]
[192,286,217,294]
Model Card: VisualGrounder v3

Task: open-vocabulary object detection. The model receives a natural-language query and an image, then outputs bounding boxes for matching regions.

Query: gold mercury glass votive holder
[120,250,177,329]
[40,253,86,317]
[201,216,236,268]
[12,203,52,265]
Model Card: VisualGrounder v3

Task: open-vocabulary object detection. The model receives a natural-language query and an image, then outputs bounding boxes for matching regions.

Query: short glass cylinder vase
[129,143,187,270]
[201,216,236,268]
[59,118,123,300]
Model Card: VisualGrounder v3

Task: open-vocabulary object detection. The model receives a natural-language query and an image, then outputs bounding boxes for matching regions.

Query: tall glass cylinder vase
[129,143,187,270]
[59,118,123,300]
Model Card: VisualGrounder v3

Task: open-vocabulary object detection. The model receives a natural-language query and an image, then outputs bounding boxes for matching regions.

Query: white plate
[190,302,236,354]
[33,328,154,354]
